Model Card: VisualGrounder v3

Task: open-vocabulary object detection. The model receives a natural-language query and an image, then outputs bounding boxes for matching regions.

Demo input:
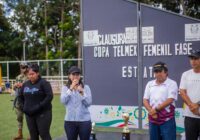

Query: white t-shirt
[179,69,200,118]
[144,78,178,108]
[143,78,178,124]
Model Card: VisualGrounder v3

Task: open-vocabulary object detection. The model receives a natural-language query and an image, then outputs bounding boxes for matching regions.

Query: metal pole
[23,40,26,61]
[60,59,64,86]
[7,62,9,81]
[137,2,143,130]
[44,0,49,78]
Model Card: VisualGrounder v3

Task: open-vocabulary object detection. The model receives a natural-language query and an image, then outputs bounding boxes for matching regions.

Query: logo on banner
[83,27,137,47]
[185,23,200,41]
[83,30,99,46]
[125,27,137,44]
[142,26,154,43]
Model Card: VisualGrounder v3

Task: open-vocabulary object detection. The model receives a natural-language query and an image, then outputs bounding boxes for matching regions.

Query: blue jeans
[64,121,91,140]
[149,118,176,140]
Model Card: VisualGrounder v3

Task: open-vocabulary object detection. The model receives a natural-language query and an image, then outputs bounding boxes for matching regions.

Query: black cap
[68,66,81,74]
[153,61,168,72]
[188,49,200,58]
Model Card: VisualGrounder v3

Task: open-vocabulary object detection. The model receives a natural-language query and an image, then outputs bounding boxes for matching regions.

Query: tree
[135,0,200,19]
[45,0,80,59]
[3,0,80,61]
[1,0,199,62]
[0,3,13,60]
[182,0,200,19]
[4,0,45,60]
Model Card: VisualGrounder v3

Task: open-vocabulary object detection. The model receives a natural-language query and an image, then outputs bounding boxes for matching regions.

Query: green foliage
[134,0,200,19]
[0,0,199,61]
[0,3,13,60]
[2,0,80,61]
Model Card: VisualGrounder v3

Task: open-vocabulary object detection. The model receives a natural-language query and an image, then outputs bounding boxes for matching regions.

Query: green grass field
[0,94,66,140]
[0,93,149,140]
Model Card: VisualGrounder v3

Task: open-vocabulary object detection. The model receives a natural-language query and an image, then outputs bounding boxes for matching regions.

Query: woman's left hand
[77,85,84,95]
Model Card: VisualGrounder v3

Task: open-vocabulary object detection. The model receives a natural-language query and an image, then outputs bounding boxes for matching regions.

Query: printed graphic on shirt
[24,87,39,94]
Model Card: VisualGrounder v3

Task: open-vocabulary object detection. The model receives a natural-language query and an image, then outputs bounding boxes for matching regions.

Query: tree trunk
[78,1,82,69]
[60,0,64,59]
[44,0,49,78]
[180,0,186,15]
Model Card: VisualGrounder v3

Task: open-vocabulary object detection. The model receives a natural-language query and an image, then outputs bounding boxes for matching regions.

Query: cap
[68,66,81,74]
[188,49,200,58]
[153,61,168,72]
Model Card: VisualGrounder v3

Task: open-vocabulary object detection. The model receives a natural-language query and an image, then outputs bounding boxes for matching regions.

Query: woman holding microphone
[60,66,92,140]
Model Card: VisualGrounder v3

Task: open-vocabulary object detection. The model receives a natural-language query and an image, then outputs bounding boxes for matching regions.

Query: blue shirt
[60,85,92,122]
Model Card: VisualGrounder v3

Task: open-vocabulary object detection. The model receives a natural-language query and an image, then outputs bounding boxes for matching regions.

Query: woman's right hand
[70,79,79,90]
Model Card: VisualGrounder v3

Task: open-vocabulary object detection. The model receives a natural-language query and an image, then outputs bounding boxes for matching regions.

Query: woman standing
[60,66,92,140]
[19,63,53,140]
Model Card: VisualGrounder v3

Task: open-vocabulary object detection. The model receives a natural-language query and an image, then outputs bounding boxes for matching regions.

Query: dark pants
[25,110,52,140]
[64,121,91,140]
[185,116,200,140]
[149,118,176,140]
